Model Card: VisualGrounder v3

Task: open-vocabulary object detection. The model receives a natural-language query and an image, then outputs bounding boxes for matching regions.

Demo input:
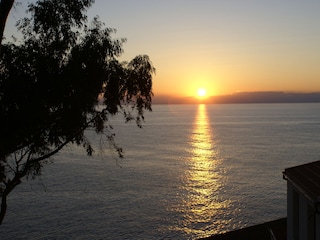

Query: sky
[5,0,320,101]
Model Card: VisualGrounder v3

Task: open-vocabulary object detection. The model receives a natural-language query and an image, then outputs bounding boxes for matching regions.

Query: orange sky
[5,1,320,100]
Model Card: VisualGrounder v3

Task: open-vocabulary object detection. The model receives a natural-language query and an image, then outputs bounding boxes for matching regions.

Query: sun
[197,88,207,97]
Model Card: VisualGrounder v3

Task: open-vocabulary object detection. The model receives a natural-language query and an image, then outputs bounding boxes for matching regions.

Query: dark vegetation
[0,0,155,224]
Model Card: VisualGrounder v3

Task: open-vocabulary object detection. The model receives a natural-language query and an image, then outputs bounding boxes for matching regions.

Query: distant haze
[153,92,320,104]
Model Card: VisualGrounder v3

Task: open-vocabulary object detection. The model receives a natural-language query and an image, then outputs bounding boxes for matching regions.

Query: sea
[1,103,320,239]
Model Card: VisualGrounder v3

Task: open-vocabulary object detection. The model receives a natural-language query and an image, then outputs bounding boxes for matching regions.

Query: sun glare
[197,88,207,97]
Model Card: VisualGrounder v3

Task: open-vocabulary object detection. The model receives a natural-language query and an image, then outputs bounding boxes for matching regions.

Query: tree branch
[29,139,71,165]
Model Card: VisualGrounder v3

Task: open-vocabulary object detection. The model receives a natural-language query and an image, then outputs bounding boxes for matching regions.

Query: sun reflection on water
[175,104,231,238]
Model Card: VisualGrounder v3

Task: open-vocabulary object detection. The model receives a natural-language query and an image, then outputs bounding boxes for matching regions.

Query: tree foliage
[0,0,155,224]
[0,0,15,51]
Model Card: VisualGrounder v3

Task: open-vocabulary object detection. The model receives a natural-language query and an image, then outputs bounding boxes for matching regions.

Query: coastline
[153,92,320,104]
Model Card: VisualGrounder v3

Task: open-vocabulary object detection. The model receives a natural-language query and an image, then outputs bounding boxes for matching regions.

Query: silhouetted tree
[0,0,155,224]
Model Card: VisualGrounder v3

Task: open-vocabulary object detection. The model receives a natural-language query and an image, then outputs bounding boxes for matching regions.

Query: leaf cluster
[0,0,155,180]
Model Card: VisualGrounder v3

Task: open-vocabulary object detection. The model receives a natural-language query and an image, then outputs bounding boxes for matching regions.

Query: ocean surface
[1,103,320,239]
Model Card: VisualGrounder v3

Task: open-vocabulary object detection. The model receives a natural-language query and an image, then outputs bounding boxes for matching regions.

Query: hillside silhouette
[153,92,320,104]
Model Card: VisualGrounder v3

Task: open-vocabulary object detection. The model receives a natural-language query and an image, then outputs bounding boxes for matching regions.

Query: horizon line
[152,91,320,104]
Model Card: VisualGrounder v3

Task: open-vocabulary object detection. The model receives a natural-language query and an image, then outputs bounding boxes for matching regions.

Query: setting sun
[197,88,207,97]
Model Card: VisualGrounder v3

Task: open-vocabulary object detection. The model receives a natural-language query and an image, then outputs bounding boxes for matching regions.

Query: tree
[0,0,14,53]
[0,0,155,224]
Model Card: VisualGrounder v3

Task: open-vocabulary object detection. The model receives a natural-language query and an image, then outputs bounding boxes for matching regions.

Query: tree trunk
[0,0,15,53]
[0,178,21,225]
[0,0,17,224]
[0,191,8,225]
